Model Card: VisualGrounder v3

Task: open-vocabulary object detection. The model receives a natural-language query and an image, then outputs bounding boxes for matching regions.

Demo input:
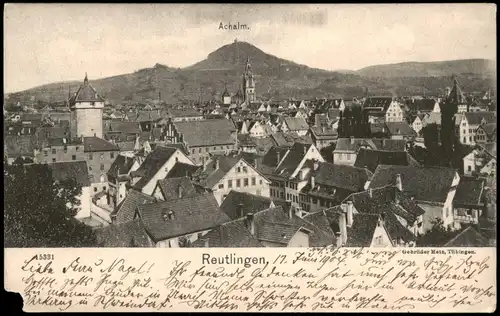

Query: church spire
[245,57,251,74]
[84,72,88,86]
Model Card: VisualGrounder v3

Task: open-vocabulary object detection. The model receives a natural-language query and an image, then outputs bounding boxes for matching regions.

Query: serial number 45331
[35,254,55,260]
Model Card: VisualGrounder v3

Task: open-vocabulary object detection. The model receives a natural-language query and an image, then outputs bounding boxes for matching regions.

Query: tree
[4,163,97,247]
[178,236,192,248]
[416,218,464,247]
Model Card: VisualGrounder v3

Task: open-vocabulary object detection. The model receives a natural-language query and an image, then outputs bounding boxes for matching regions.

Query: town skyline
[4,3,496,93]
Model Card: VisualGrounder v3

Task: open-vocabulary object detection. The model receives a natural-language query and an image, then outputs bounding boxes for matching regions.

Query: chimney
[237,203,245,218]
[346,201,354,227]
[395,174,403,191]
[310,175,315,189]
[350,136,354,144]
[214,158,219,170]
[246,213,255,235]
[313,159,319,171]
[369,188,373,198]
[219,225,228,242]
[335,232,342,248]
[339,212,347,246]
[177,184,183,199]
[253,159,258,169]
[303,146,307,155]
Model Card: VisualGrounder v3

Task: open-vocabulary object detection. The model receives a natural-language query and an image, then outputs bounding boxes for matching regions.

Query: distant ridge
[356,59,496,77]
[5,41,496,104]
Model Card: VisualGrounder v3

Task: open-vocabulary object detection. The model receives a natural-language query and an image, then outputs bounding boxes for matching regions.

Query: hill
[5,42,496,105]
[356,59,496,78]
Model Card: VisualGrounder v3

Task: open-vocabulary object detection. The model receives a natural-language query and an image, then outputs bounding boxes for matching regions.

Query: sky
[4,3,497,93]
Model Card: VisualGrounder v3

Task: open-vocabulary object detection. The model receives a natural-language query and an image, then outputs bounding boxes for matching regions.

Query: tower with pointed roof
[69,73,105,138]
[242,57,256,104]
[222,83,231,105]
[448,78,467,113]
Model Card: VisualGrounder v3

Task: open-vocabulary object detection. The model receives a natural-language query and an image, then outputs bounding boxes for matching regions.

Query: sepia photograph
[3,3,496,251]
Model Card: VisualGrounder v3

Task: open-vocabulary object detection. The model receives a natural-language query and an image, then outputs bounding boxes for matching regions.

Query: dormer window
[91,102,95,106]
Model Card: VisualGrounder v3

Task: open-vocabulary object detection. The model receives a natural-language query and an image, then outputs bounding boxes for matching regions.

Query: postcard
[3,3,497,313]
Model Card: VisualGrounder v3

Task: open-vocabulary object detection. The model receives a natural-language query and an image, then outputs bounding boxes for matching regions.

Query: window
[236,179,241,187]
[89,153,93,160]
[44,151,48,157]
[52,158,56,162]
[103,187,106,191]
[468,165,472,172]
[52,149,56,155]
[260,179,263,185]
[244,178,249,187]
[218,183,224,189]
[76,146,79,151]
[213,147,216,150]
[191,149,195,154]
[89,166,92,171]
[100,153,104,160]
[91,102,95,106]
[469,136,472,142]
[94,187,98,192]
[100,164,105,171]
[251,177,256,186]
[228,180,232,188]
[72,155,76,161]
[198,148,202,153]
[243,167,248,173]
[110,152,114,159]
[63,146,68,153]
[205,148,209,152]
[237,167,241,173]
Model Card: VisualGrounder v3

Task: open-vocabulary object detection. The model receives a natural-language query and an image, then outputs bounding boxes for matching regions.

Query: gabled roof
[137,193,230,241]
[250,206,333,247]
[410,99,438,112]
[220,191,274,220]
[106,121,141,134]
[477,123,497,139]
[480,143,497,158]
[107,155,136,177]
[464,111,496,126]
[346,186,423,242]
[363,97,393,110]
[274,142,311,178]
[283,117,309,131]
[454,176,485,207]
[136,110,162,123]
[354,148,419,173]
[444,226,489,247]
[193,155,254,189]
[166,162,200,178]
[111,189,156,225]
[385,122,416,137]
[132,146,179,190]
[344,213,382,247]
[156,177,199,200]
[335,138,407,153]
[95,219,151,247]
[84,137,120,152]
[368,165,457,204]
[174,119,236,147]
[191,219,264,247]
[312,161,372,192]
[46,161,91,187]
